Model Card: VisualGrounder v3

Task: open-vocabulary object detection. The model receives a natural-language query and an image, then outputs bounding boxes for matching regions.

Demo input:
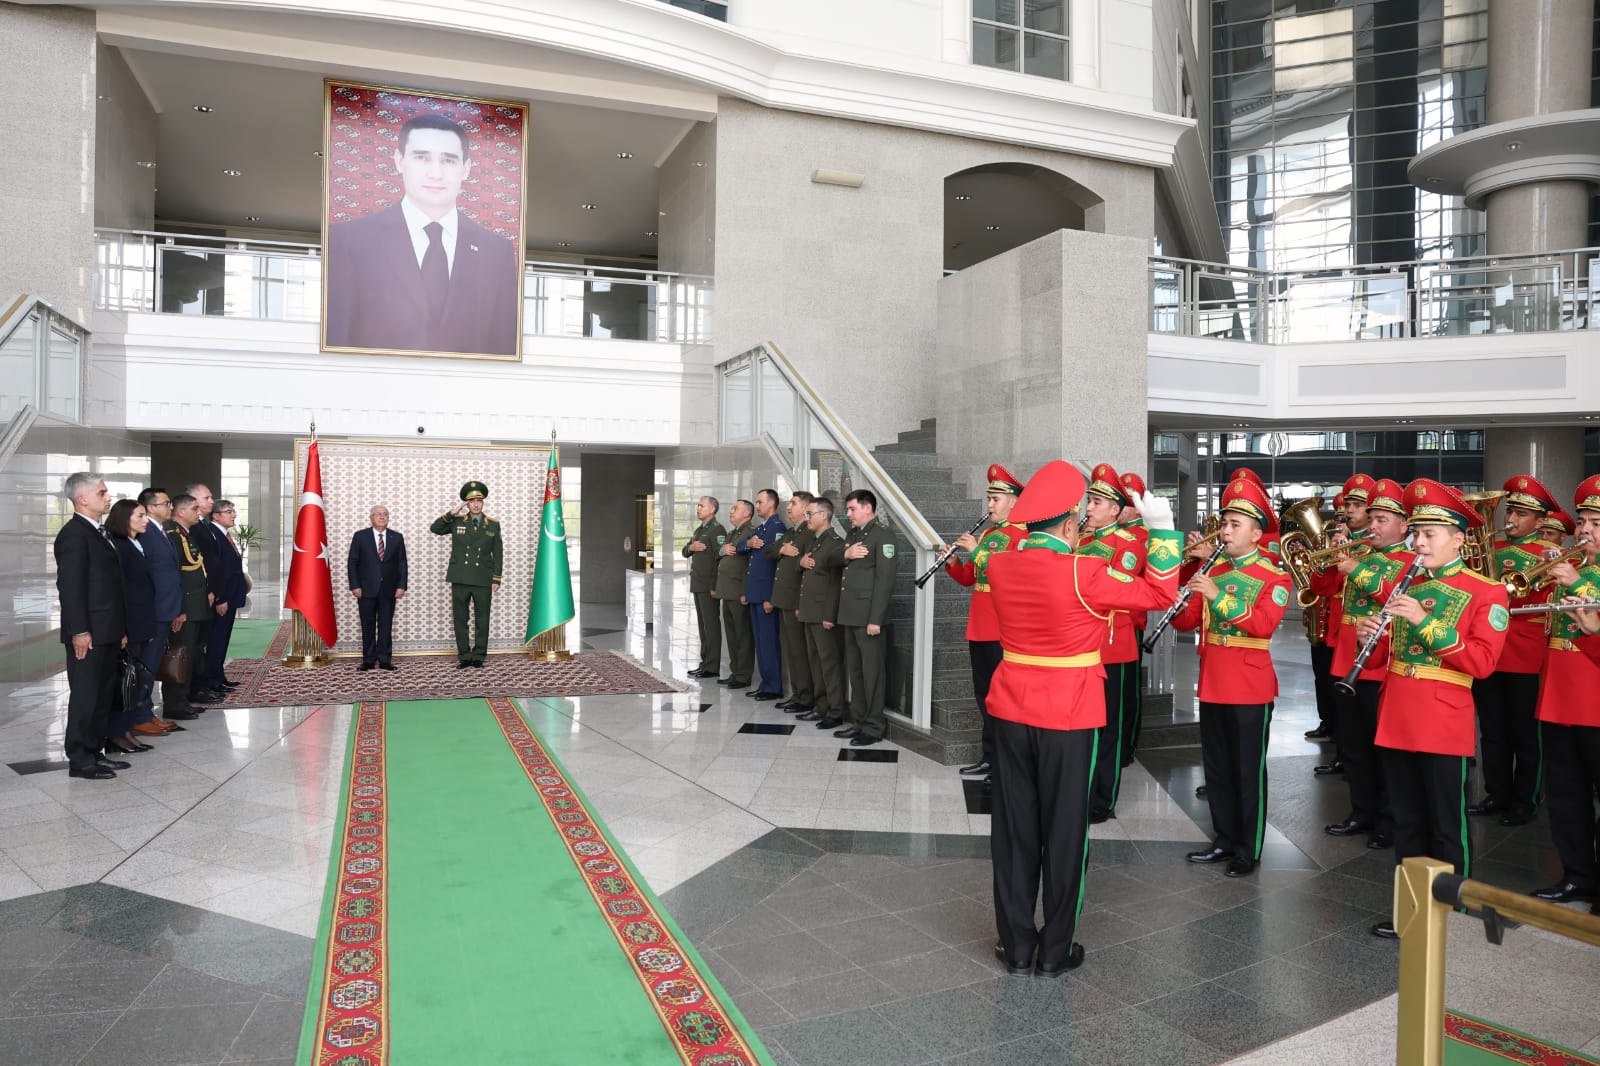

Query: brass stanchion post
[526,625,572,662]
[1394,856,1452,1066]
[281,609,331,668]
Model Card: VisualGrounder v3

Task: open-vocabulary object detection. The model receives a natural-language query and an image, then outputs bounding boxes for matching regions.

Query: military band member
[1227,468,1283,563]
[1366,479,1510,938]
[836,490,898,745]
[1077,463,1148,822]
[1470,474,1559,825]
[1540,508,1576,547]
[984,462,1179,976]
[430,481,502,668]
[1303,507,1347,745]
[1528,476,1600,909]
[798,498,847,728]
[714,499,758,689]
[766,491,817,713]
[744,489,787,700]
[682,496,728,679]
[1305,474,1377,777]
[1175,477,1291,878]
[942,464,1026,778]
[1118,469,1152,762]
[1318,478,1412,850]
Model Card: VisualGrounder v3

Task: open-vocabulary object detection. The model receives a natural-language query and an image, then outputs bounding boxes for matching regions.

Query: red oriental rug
[1445,1010,1600,1065]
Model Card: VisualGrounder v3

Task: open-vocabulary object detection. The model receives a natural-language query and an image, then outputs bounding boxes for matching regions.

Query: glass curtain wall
[1212,0,1489,273]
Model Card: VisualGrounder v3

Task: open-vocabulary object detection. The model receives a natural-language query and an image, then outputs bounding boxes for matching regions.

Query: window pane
[974,0,1020,26]
[722,365,751,441]
[46,327,78,419]
[973,23,1020,70]
[1023,32,1067,79]
[0,312,38,423]
[1024,0,1066,35]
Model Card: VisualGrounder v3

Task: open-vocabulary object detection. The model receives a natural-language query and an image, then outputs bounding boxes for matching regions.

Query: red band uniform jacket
[1331,540,1417,681]
[944,522,1028,642]
[1494,532,1557,673]
[1376,559,1510,756]
[1173,548,1291,704]
[985,529,1181,731]
[1535,562,1600,728]
[1076,525,1149,665]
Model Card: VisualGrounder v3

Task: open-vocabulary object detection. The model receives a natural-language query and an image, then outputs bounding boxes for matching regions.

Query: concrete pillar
[0,6,97,324]
[1483,0,1596,253]
[1485,427,1587,502]
[578,453,656,605]
[150,441,223,506]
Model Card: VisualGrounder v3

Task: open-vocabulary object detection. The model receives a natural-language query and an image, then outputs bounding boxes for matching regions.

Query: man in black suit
[202,499,248,692]
[183,483,225,705]
[167,494,213,716]
[136,487,196,727]
[54,473,128,779]
[324,113,520,356]
[348,504,408,670]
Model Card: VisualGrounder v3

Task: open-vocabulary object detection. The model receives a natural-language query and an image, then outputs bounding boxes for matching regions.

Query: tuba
[1279,496,1327,611]
[1460,490,1507,580]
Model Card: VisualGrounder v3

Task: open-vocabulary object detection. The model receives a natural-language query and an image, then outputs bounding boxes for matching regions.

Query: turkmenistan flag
[525,441,575,643]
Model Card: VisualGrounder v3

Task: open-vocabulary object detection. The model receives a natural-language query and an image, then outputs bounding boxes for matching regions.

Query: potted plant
[234,523,264,593]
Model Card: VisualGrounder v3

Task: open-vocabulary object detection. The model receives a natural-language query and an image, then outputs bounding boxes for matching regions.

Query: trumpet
[1509,600,1600,616]
[1504,537,1592,596]
[914,513,990,589]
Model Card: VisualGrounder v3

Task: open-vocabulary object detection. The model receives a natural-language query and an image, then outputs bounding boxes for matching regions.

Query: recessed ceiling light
[135,161,157,168]
[580,203,598,210]
[244,215,261,222]
[556,241,571,247]
[985,224,1001,231]
[659,210,667,217]
[617,152,634,159]
[694,161,705,167]
[313,150,324,158]
[644,230,658,237]
[1504,140,1522,152]
[192,104,214,113]
[222,169,242,177]
[97,95,110,102]
[1426,176,1443,185]
[954,194,972,201]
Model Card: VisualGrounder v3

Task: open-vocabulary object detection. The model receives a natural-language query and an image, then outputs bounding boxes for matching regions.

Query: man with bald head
[349,504,408,670]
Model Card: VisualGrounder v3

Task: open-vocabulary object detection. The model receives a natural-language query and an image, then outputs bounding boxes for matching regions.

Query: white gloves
[1135,491,1174,531]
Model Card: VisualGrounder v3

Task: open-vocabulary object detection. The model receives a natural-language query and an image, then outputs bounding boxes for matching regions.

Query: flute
[1335,549,1424,695]
[1509,600,1600,616]
[914,513,989,589]
[1141,542,1225,652]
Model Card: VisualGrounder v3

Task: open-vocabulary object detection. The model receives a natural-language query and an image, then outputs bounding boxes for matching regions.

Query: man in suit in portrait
[348,504,408,671]
[324,113,520,356]
[54,473,128,779]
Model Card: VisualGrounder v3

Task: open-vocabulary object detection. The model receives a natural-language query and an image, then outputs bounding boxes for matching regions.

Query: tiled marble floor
[0,573,1596,1064]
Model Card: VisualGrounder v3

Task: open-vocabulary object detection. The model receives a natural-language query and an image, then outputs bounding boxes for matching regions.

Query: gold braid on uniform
[1071,553,1114,641]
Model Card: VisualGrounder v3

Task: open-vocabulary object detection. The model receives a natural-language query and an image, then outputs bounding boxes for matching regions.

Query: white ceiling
[117,46,701,259]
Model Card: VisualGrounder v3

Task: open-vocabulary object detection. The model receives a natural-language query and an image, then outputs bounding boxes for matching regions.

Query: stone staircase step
[887,719,981,766]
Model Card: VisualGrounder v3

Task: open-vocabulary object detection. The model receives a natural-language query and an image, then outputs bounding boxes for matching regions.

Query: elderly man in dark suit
[182,482,225,705]
[137,487,196,727]
[323,113,520,356]
[202,498,248,693]
[348,504,408,671]
[54,472,128,779]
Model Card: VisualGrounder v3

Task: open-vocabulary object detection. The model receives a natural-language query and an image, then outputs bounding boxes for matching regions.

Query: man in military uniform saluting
[767,491,817,713]
[714,499,758,689]
[431,481,502,668]
[836,489,898,746]
[682,496,727,679]
[798,497,847,728]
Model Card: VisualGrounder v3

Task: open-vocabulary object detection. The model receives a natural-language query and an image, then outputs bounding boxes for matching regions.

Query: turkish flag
[284,441,338,647]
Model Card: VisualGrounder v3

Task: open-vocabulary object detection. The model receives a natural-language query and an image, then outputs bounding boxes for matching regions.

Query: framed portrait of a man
[321,81,527,361]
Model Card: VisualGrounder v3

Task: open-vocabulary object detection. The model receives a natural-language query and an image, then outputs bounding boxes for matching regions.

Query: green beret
[460,481,488,501]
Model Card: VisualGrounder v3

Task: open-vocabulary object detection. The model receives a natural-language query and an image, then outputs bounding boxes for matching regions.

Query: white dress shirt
[400,198,458,275]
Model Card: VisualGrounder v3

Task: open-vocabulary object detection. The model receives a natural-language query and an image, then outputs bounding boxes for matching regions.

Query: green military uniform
[430,481,503,665]
[767,521,817,708]
[838,515,899,740]
[798,525,846,723]
[164,523,212,714]
[682,515,728,674]
[715,518,758,685]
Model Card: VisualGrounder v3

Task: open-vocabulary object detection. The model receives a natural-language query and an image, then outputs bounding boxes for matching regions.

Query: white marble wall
[94,43,157,231]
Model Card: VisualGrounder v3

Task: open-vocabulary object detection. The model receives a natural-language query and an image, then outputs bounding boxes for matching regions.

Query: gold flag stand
[526,625,572,662]
[282,610,331,668]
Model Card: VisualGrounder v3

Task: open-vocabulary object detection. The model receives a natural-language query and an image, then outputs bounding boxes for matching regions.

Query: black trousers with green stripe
[1473,670,1543,813]
[1380,747,1470,876]
[1120,647,1144,763]
[990,718,1095,968]
[1541,722,1600,892]
[1090,664,1130,815]
[1199,701,1272,863]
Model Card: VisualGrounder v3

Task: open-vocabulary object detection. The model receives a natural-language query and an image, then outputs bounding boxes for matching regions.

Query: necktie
[377,532,386,561]
[227,531,239,554]
[421,221,449,339]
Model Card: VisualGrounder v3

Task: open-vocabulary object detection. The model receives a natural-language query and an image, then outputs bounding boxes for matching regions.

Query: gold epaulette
[1461,569,1502,587]
[1112,529,1136,542]
[1254,557,1285,575]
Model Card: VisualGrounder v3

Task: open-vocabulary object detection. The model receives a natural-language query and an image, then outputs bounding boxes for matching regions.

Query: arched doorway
[944,163,1101,272]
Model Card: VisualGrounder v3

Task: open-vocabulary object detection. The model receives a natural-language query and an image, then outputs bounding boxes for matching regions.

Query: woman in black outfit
[106,499,157,754]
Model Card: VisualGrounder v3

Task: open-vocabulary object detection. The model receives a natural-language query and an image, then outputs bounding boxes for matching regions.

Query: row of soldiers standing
[682,489,899,746]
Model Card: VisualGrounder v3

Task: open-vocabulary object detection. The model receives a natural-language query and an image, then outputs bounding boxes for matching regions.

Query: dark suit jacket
[743,514,787,603]
[206,523,247,609]
[324,205,520,355]
[138,522,182,622]
[54,515,127,644]
[348,527,408,598]
[114,537,157,643]
[189,519,225,600]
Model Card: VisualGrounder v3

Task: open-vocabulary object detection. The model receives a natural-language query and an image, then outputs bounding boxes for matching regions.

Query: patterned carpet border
[484,695,766,1066]
[309,701,390,1066]
[1446,1010,1600,1065]
[214,647,683,709]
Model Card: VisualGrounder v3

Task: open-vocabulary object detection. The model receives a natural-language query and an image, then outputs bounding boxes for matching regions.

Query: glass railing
[93,229,712,345]
[0,297,85,427]
[718,343,941,731]
[1150,247,1599,343]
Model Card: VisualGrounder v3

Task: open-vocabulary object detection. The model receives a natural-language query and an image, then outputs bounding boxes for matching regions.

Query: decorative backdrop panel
[294,439,552,655]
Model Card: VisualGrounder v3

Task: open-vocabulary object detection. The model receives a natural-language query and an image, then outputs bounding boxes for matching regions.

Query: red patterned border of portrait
[484,696,762,1066]
[311,701,390,1066]
[1445,1010,1600,1065]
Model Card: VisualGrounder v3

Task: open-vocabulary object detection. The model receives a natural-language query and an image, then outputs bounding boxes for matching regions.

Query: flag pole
[283,417,332,667]
[527,428,573,662]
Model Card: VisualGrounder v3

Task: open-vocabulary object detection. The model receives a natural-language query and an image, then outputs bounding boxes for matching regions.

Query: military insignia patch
[882,544,896,559]
[716,536,726,544]
[1119,551,1138,571]
[1272,585,1289,607]
[1108,570,1133,583]
[1488,604,1510,632]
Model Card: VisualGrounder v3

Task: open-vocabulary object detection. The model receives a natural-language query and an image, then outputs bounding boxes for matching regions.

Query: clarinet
[1141,542,1225,653]
[914,513,990,589]
[1334,554,1425,695]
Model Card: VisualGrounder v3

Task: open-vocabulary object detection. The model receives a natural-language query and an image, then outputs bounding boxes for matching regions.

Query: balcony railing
[94,229,712,345]
[1150,247,1600,343]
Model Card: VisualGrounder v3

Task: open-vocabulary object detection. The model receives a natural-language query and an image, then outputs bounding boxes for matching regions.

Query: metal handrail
[0,297,89,427]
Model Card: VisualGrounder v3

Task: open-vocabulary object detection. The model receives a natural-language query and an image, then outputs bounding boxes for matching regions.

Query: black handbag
[119,651,152,712]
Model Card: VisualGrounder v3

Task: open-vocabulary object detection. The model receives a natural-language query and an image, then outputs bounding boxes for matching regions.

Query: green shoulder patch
[1108,569,1133,583]
[882,544,896,559]
[1488,604,1510,632]
[1119,550,1138,571]
[716,535,726,545]
[1271,585,1289,607]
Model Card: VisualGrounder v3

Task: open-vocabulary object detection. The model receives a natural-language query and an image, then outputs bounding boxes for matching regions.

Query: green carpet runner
[225,618,285,660]
[297,697,771,1065]
[1445,1010,1600,1065]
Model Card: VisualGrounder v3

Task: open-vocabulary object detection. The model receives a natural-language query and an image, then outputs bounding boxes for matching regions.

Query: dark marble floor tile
[1047,1005,1223,1066]
[0,926,89,967]
[714,930,855,992]
[808,852,912,884]
[1210,957,1378,1027]
[1279,931,1399,999]
[784,828,860,853]
[862,945,996,999]
[966,971,1125,1031]
[221,996,305,1063]
[1072,907,1158,951]
[1140,982,1305,1057]
[1247,885,1388,935]
[764,964,897,1021]
[931,835,993,860]
[133,963,264,1008]
[661,873,782,940]
[942,1032,1088,1066]
[1084,839,1142,867]
[0,959,166,1018]
[1296,870,1393,914]
[727,986,793,1029]
[1177,876,1270,912]
[1106,893,1220,933]
[746,829,828,858]
[763,881,886,931]
[1083,867,1174,907]
[1072,944,1207,1006]
[851,831,942,858]
[1185,902,1333,955]
[702,902,803,949]
[765,1005,932,1066]
[872,985,1046,1060]
[80,1001,261,1066]
[0,891,70,934]
[701,848,819,886]
[1123,924,1261,980]
[808,914,944,966]
[837,748,897,763]
[0,1010,122,1066]
[896,895,994,947]
[846,869,969,912]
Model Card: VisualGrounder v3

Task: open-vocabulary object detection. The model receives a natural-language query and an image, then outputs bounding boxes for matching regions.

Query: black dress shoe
[1035,943,1085,978]
[1225,858,1257,878]
[379,662,396,671]
[994,943,1033,977]
[1371,920,1398,939]
[1313,760,1345,776]
[752,692,781,702]
[834,727,860,739]
[458,660,472,669]
[474,660,488,668]
[218,680,241,690]
[1304,726,1333,740]
[1186,845,1230,864]
[165,710,199,720]
[190,691,223,704]
[959,761,991,776]
[720,678,748,687]
[68,766,115,780]
[95,758,132,771]
[1530,880,1596,903]
[850,734,882,746]
[1089,809,1113,824]
[745,689,762,697]
[687,669,718,679]
[796,711,822,722]
[358,662,376,672]
[1194,785,1208,797]
[1467,798,1509,816]
[783,704,812,715]
[816,717,844,729]
[1367,833,1394,850]
[1324,818,1372,837]
[1498,806,1535,827]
